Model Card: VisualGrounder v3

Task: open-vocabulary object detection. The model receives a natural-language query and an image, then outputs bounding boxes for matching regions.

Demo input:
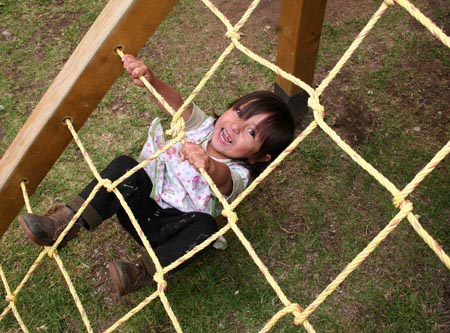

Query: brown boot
[18,204,80,248]
[108,257,154,296]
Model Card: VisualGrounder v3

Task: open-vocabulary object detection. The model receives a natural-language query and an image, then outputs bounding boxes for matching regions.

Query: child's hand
[122,54,154,87]
[179,142,210,171]
[181,143,232,195]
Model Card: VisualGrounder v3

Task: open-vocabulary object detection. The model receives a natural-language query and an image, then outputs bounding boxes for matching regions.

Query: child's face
[208,105,270,163]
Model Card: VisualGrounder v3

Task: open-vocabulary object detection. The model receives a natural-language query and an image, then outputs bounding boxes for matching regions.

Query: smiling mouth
[220,128,232,144]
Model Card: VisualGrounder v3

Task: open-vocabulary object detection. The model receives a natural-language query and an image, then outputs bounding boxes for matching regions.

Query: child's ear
[249,153,271,164]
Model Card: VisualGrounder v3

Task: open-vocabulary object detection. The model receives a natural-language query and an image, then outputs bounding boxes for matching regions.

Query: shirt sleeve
[185,103,207,131]
[225,169,246,202]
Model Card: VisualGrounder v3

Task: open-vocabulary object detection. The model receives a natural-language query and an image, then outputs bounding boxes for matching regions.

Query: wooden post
[275,0,328,124]
[0,0,178,238]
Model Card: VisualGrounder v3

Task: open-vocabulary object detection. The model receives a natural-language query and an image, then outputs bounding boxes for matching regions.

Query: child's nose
[231,121,241,134]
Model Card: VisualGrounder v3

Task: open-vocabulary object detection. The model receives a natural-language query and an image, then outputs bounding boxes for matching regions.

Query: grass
[1,0,449,332]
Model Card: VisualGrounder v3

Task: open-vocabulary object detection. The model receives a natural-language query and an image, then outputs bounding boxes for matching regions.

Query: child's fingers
[180,143,210,170]
[193,159,207,170]
[121,58,152,87]
[122,56,145,76]
[132,78,145,87]
[121,54,137,69]
[126,62,144,76]
[131,67,146,78]
[179,150,186,161]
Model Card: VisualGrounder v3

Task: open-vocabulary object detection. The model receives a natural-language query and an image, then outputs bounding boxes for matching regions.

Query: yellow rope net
[1,0,449,332]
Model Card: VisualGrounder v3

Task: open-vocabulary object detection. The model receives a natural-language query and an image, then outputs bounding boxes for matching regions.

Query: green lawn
[1,0,449,332]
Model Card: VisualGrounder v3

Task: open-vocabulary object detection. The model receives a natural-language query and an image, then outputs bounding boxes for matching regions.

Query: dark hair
[228,91,295,177]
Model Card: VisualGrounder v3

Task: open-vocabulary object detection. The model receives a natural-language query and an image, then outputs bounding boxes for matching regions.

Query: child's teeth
[222,129,231,143]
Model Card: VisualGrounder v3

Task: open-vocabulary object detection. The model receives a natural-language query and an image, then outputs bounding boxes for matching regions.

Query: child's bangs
[239,99,281,141]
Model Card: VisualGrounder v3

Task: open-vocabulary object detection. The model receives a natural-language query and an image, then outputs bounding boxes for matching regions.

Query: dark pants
[68,155,219,271]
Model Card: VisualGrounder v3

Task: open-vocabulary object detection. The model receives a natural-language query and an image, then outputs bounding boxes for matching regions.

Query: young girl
[19,54,295,296]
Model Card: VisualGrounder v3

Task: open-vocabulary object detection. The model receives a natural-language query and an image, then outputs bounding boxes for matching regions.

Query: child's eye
[248,129,256,137]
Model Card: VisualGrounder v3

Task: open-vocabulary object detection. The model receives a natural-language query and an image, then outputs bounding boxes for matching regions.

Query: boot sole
[108,262,126,296]
[18,215,54,247]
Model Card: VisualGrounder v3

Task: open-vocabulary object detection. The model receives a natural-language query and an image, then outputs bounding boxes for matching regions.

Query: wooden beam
[0,0,178,238]
[276,0,328,93]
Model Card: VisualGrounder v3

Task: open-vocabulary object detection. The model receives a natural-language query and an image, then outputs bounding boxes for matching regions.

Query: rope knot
[99,178,113,193]
[393,198,413,213]
[153,271,167,292]
[392,192,406,208]
[226,30,240,40]
[167,117,185,139]
[384,0,396,6]
[308,96,325,119]
[222,209,238,224]
[5,294,16,303]
[290,303,305,325]
[392,185,415,209]
[47,247,58,258]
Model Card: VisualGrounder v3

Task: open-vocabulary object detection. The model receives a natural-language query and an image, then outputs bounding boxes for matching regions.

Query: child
[18,54,295,296]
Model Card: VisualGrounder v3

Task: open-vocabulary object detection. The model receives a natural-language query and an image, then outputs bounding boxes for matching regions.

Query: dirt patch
[218,0,281,29]
[216,0,377,30]
[316,0,450,148]
[326,90,376,146]
[442,283,450,331]
[34,9,84,57]
[81,220,141,308]
[325,0,380,25]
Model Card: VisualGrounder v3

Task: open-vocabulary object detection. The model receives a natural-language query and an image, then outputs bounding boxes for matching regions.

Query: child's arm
[121,54,192,121]
[180,143,233,195]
